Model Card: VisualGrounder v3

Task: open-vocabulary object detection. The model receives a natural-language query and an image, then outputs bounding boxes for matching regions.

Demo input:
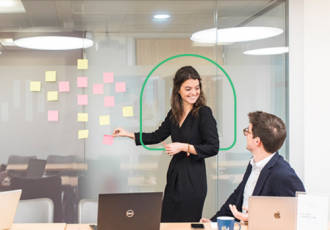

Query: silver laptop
[91,192,162,230]
[0,190,22,230]
[248,196,297,230]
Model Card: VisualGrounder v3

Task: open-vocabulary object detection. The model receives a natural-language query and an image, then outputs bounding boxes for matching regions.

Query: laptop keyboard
[89,225,97,230]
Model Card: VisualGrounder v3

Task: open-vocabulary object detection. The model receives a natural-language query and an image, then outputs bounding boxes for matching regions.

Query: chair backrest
[7,155,37,164]
[10,176,62,222]
[14,198,54,223]
[78,199,98,224]
[46,155,77,164]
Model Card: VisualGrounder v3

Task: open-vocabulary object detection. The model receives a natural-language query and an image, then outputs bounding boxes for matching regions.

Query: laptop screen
[25,159,47,179]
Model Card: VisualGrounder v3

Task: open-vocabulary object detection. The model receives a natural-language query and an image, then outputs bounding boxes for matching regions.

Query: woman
[113,66,219,222]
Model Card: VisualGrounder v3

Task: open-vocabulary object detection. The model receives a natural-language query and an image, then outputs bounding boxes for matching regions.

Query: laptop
[0,190,22,230]
[90,192,163,230]
[25,159,47,179]
[248,196,297,230]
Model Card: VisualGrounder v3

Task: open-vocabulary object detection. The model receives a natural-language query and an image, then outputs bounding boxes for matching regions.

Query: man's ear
[254,137,262,147]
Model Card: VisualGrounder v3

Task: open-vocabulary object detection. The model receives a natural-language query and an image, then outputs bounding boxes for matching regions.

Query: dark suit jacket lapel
[236,163,252,211]
[252,152,279,195]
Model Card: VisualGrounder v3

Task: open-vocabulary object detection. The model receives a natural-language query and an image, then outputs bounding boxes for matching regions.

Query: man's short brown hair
[248,111,287,153]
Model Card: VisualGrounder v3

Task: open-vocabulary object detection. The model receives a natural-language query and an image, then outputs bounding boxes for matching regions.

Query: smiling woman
[112,66,220,222]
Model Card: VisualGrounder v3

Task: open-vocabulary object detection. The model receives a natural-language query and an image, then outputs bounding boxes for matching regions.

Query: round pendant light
[244,47,289,55]
[190,27,283,43]
[14,36,93,50]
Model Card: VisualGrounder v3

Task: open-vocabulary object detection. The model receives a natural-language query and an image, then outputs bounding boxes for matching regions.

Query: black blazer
[210,152,305,221]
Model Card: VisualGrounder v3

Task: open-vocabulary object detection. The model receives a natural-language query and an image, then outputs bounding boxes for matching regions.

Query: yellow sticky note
[45,71,56,82]
[77,59,88,70]
[30,81,41,92]
[123,106,133,117]
[78,113,88,122]
[47,91,58,101]
[78,130,89,139]
[99,115,110,125]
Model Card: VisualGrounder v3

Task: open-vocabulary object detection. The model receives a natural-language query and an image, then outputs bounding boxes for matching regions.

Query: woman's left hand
[165,143,184,156]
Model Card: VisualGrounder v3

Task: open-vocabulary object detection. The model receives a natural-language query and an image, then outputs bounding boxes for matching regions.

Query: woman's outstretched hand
[112,127,135,139]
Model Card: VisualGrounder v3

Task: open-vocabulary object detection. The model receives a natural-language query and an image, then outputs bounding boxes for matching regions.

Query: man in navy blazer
[201,111,305,223]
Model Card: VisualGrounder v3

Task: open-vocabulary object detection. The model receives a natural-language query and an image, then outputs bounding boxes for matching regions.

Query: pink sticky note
[48,110,58,121]
[115,82,126,93]
[93,84,104,94]
[103,135,114,145]
[77,95,88,105]
[104,96,115,107]
[77,77,88,88]
[103,72,114,83]
[59,81,70,92]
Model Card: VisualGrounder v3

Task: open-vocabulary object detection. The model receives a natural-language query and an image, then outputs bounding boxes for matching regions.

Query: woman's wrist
[129,132,135,140]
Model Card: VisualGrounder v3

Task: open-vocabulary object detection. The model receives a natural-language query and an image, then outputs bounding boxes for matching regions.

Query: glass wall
[0,0,288,223]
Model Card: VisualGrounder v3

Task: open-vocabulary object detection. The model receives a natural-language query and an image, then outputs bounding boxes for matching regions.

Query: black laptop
[25,159,47,179]
[90,192,163,230]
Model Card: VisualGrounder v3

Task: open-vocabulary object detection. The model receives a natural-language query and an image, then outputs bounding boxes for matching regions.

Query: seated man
[201,111,305,223]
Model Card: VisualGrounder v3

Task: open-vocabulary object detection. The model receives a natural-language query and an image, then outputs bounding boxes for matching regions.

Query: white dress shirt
[242,153,276,212]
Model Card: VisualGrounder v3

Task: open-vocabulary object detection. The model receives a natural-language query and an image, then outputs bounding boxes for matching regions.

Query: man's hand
[229,204,249,222]
[200,218,212,223]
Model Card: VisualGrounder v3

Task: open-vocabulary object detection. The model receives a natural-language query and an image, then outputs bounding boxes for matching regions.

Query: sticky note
[59,81,70,92]
[93,84,104,94]
[78,130,89,139]
[47,91,58,101]
[48,110,58,121]
[115,82,126,93]
[77,59,88,70]
[45,71,56,82]
[123,106,133,117]
[103,135,114,145]
[30,81,41,92]
[104,96,115,107]
[77,95,88,105]
[78,113,88,122]
[103,72,114,83]
[77,77,88,88]
[99,115,110,125]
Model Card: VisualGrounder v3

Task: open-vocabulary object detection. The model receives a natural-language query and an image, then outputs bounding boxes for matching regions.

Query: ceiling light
[14,36,93,50]
[191,27,283,43]
[244,47,289,55]
[0,0,25,13]
[0,38,15,46]
[154,14,170,19]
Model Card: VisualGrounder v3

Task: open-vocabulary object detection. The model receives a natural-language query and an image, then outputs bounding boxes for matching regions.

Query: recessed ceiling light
[14,36,93,50]
[154,14,170,19]
[0,0,25,13]
[244,47,289,55]
[191,27,283,43]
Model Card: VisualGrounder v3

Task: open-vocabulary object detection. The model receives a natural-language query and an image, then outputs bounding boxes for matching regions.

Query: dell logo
[274,211,281,219]
[126,210,134,217]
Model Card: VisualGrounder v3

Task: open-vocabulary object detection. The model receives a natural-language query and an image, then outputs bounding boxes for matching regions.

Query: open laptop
[248,196,297,230]
[25,159,47,179]
[90,192,163,230]
[0,190,22,230]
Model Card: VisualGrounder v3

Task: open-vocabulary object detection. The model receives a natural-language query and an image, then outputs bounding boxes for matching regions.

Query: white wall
[289,0,330,194]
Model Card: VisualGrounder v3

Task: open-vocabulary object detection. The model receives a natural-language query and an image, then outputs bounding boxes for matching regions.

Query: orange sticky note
[77,77,88,88]
[115,82,126,93]
[103,135,114,145]
[77,95,88,105]
[93,84,104,94]
[77,59,88,70]
[48,110,58,121]
[103,73,114,83]
[59,81,70,92]
[104,96,115,107]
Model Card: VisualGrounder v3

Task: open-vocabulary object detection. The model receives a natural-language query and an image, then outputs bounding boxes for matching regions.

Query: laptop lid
[25,159,47,179]
[248,196,297,230]
[0,190,22,230]
[97,192,163,230]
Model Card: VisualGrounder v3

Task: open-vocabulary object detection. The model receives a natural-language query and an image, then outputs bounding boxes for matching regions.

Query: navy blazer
[210,152,305,222]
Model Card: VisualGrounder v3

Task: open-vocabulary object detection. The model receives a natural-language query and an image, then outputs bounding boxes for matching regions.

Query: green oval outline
[139,54,237,151]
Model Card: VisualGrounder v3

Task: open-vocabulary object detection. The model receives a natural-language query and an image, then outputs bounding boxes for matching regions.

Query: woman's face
[178,79,200,105]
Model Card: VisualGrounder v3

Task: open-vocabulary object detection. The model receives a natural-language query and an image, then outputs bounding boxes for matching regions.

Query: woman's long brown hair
[170,66,206,125]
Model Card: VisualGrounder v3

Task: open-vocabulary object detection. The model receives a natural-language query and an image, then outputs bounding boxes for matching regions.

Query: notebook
[248,196,297,230]
[90,192,162,230]
[0,190,22,230]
